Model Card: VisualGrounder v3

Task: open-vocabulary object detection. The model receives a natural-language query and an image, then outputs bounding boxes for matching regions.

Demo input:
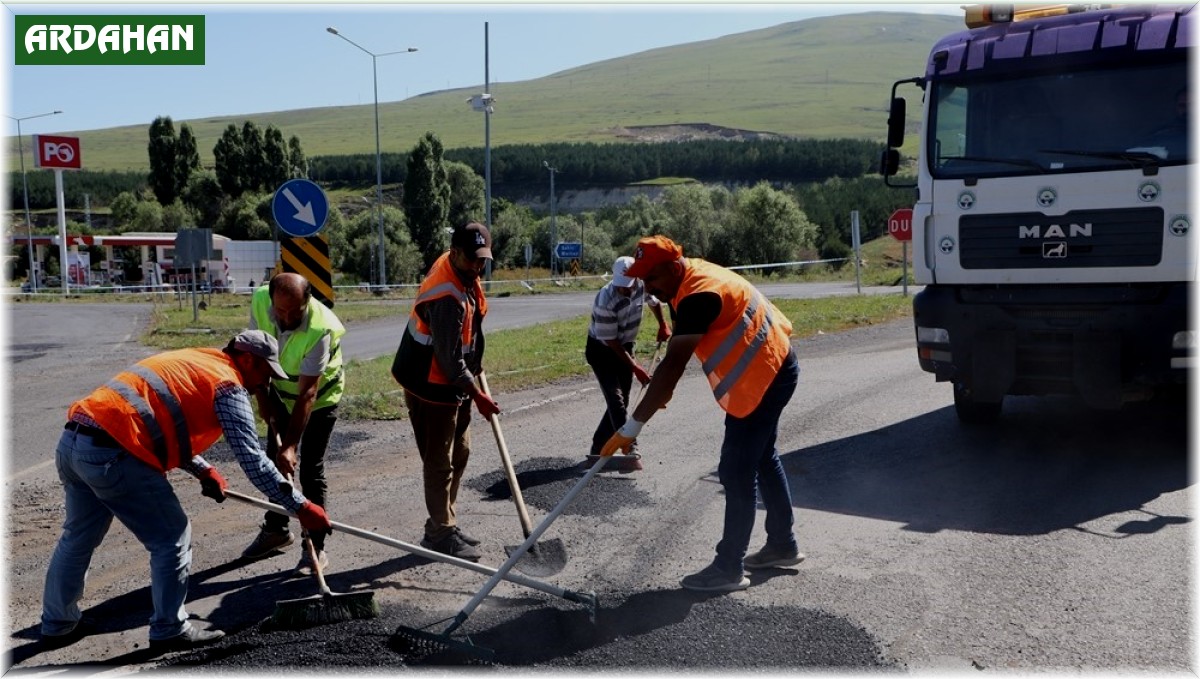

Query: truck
[881,3,1193,423]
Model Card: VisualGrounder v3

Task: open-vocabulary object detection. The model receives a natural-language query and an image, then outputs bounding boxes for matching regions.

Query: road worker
[41,330,333,653]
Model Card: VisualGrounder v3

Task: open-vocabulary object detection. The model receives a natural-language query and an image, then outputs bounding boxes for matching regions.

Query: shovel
[477,372,568,578]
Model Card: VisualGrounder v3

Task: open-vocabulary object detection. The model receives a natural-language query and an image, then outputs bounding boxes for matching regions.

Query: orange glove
[656,325,671,343]
[632,363,651,386]
[196,466,227,503]
[297,501,332,533]
[471,390,501,419]
[601,419,644,457]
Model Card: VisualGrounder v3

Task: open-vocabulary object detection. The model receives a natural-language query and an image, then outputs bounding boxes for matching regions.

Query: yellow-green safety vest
[251,285,345,411]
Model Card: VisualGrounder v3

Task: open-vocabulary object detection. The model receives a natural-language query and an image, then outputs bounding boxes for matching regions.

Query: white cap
[611,256,635,287]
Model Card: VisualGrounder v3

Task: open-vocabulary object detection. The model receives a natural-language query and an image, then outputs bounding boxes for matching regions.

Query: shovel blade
[504,538,567,577]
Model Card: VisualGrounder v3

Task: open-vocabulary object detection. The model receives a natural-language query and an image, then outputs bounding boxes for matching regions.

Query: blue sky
[3,2,961,135]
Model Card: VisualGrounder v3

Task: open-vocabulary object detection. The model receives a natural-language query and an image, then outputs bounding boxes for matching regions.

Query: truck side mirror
[880,149,901,177]
[887,97,907,148]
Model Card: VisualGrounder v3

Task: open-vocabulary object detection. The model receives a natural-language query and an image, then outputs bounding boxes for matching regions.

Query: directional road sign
[272,178,329,238]
[555,241,582,260]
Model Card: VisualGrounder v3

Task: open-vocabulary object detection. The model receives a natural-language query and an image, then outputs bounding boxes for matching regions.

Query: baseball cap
[624,235,684,280]
[451,222,493,261]
[228,329,288,380]
[611,256,635,287]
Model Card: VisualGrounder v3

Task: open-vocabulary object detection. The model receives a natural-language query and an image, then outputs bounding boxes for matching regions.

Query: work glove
[601,419,644,457]
[657,326,671,343]
[632,363,651,386]
[297,501,333,533]
[197,466,228,503]
[472,390,501,419]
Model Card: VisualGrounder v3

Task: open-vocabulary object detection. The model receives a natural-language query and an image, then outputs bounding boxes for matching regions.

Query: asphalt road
[4,289,1190,673]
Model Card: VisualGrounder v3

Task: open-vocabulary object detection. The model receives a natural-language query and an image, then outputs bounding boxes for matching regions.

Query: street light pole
[544,161,558,277]
[327,27,416,289]
[7,110,62,292]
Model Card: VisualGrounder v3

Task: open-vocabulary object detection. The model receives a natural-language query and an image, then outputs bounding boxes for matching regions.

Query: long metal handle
[445,451,611,634]
[478,372,535,536]
[223,489,584,602]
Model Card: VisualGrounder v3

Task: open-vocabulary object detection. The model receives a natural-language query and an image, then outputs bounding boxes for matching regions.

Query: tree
[181,169,224,230]
[660,183,721,259]
[162,201,197,232]
[445,161,485,230]
[263,125,289,191]
[241,121,267,192]
[213,124,245,198]
[725,182,817,268]
[288,135,308,178]
[174,124,201,199]
[109,191,140,229]
[342,206,421,284]
[147,116,178,205]
[402,132,452,272]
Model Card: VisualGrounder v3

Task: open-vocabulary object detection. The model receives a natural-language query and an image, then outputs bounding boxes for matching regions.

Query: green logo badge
[16,15,205,65]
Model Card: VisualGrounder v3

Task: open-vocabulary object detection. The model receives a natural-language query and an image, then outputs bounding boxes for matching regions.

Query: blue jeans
[42,428,193,641]
[712,349,800,575]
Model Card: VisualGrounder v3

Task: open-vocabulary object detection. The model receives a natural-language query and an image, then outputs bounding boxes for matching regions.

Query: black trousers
[586,335,636,456]
[262,391,337,550]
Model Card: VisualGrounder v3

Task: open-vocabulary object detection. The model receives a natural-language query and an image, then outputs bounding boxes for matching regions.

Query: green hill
[11,11,960,172]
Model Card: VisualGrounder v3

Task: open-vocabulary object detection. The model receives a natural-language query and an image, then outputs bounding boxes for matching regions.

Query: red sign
[33,134,82,170]
[888,208,913,242]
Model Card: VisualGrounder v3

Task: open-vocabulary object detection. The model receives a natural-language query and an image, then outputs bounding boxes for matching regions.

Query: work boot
[744,543,805,570]
[292,548,329,578]
[454,526,481,546]
[420,531,481,562]
[680,562,750,593]
[40,618,99,650]
[149,624,225,654]
[241,526,294,560]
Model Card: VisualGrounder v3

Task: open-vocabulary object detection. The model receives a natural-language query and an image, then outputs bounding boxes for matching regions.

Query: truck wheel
[953,382,1002,424]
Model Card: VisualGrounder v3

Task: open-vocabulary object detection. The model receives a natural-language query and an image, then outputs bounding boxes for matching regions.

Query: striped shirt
[588,280,659,345]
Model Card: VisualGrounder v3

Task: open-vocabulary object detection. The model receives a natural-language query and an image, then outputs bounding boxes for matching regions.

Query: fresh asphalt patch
[157,591,896,670]
[464,455,654,515]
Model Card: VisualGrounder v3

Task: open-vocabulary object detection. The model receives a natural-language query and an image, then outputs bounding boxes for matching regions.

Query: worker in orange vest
[391,222,500,562]
[602,236,803,593]
[41,330,333,653]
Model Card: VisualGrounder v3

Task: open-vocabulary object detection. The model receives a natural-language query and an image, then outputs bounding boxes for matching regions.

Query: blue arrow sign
[272,179,329,237]
[555,242,582,259]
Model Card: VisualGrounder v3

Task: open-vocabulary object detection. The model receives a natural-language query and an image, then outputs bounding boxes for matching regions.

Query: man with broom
[392,222,500,562]
[601,236,803,593]
[584,255,670,471]
[241,272,346,577]
[40,330,334,653]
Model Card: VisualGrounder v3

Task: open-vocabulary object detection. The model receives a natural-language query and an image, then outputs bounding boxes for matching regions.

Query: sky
[2,1,962,136]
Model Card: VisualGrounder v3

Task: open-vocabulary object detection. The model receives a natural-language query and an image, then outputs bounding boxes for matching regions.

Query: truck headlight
[917,327,950,344]
[1172,331,1195,350]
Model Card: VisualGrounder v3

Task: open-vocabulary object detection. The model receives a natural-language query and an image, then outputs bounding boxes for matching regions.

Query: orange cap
[624,235,683,279]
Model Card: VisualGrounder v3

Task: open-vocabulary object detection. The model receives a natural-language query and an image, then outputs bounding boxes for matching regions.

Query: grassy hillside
[10,12,958,172]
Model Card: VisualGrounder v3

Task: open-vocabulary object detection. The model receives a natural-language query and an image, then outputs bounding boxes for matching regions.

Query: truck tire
[953,382,1002,424]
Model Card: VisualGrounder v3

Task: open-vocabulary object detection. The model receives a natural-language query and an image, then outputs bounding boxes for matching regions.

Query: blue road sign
[555,242,582,259]
[272,179,329,237]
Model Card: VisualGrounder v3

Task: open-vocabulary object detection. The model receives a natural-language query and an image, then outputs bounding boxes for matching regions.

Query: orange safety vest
[672,259,793,418]
[68,348,245,473]
[391,252,488,403]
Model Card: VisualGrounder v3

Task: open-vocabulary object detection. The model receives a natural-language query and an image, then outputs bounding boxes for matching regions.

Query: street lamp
[6,109,62,292]
[327,26,416,288]
[544,160,558,276]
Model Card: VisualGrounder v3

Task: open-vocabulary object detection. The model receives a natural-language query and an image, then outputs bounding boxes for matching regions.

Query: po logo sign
[33,134,82,170]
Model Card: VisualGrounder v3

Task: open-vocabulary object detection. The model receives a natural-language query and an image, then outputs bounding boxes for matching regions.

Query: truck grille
[959,208,1163,269]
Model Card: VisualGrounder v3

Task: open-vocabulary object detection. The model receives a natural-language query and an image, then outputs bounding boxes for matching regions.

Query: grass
[336,291,913,420]
[8,12,960,172]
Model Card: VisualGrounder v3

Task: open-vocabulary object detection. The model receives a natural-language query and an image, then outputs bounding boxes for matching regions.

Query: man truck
[881,3,1192,423]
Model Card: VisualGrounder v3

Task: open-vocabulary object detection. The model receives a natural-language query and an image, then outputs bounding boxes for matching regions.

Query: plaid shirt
[181,382,305,512]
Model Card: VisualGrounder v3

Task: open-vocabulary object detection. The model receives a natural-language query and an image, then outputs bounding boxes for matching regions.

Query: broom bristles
[270,591,379,630]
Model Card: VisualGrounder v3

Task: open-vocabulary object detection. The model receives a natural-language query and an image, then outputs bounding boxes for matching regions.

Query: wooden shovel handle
[478,372,535,536]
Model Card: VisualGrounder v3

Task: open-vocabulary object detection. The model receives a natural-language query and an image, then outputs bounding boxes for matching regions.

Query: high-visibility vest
[251,286,345,412]
[391,251,488,404]
[671,259,793,418]
[68,348,243,473]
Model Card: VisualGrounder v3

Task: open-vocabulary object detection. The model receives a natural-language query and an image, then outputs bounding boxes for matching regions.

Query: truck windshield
[929,59,1189,179]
